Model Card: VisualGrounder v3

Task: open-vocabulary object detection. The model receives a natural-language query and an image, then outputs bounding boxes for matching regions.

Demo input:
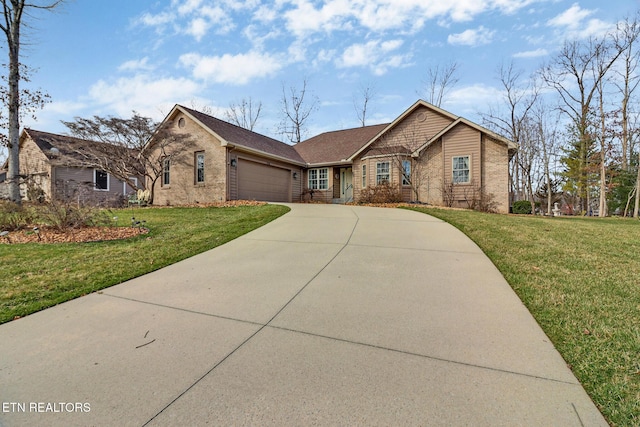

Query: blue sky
[5,0,638,158]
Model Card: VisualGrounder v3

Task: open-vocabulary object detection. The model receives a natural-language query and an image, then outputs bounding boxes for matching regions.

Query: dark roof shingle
[294,124,389,164]
[180,106,305,164]
[23,129,124,167]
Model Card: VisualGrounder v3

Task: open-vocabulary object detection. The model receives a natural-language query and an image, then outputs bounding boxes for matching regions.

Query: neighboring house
[152,100,516,212]
[1,129,141,205]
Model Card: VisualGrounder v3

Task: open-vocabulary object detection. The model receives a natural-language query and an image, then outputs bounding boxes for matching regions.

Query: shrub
[0,201,35,231]
[358,182,403,204]
[512,200,533,214]
[38,202,111,231]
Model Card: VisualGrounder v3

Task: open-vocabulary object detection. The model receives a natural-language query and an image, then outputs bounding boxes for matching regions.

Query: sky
[2,0,639,161]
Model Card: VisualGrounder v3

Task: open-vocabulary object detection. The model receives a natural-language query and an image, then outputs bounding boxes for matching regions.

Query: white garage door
[238,159,291,202]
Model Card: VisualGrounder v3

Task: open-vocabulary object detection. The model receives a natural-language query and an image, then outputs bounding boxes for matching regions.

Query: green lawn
[0,204,289,325]
[405,206,640,427]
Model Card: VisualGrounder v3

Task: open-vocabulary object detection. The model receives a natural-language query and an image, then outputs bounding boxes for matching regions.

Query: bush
[38,202,111,231]
[0,200,111,232]
[358,182,403,204]
[0,201,36,231]
[512,200,533,214]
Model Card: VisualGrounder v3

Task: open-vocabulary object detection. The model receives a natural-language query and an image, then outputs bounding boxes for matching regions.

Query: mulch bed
[0,226,148,244]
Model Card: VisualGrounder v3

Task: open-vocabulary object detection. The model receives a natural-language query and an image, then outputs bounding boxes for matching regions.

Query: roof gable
[294,124,389,165]
[413,117,518,155]
[21,129,123,167]
[174,105,305,165]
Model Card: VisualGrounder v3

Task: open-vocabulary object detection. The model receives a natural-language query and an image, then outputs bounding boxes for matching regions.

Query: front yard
[0,204,289,324]
[406,206,640,427]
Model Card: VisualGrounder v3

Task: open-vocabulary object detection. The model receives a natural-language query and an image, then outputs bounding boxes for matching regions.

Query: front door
[341,168,353,202]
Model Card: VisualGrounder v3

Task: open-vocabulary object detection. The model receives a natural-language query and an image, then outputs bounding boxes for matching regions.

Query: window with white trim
[94,170,109,191]
[402,160,411,186]
[452,156,470,184]
[362,164,367,188]
[123,177,138,194]
[376,162,390,184]
[308,168,328,190]
[163,159,171,186]
[195,152,205,184]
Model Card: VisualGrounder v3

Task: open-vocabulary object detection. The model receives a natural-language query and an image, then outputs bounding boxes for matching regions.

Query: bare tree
[278,78,318,144]
[188,100,213,116]
[353,82,376,127]
[532,103,561,215]
[224,97,262,131]
[540,36,625,214]
[1,64,50,145]
[613,13,640,171]
[611,13,640,217]
[1,0,63,203]
[482,61,539,211]
[62,113,193,204]
[419,61,460,107]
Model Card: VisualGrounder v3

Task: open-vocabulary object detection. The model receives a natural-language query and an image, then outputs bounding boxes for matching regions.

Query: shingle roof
[179,106,306,164]
[22,129,122,167]
[294,124,389,164]
[362,145,412,157]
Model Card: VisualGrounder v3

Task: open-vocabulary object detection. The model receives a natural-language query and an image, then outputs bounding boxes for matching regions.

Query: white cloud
[513,48,548,58]
[448,26,495,46]
[547,3,612,40]
[445,83,504,117]
[88,75,202,120]
[547,3,592,28]
[138,11,173,27]
[279,0,540,37]
[179,51,283,85]
[118,57,154,72]
[336,39,411,75]
[176,0,204,16]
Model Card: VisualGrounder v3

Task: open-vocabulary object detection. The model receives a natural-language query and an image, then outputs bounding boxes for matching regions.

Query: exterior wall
[53,167,133,206]
[415,140,443,205]
[227,150,303,202]
[152,111,227,205]
[302,166,336,203]
[352,105,456,204]
[353,156,407,202]
[482,136,510,213]
[19,136,52,201]
[442,123,482,209]
[375,106,454,152]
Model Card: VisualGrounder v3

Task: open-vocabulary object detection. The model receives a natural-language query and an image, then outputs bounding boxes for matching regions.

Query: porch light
[230,158,237,168]
[293,172,298,179]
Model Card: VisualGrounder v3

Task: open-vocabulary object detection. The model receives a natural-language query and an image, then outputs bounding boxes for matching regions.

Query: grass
[0,204,289,325]
[405,206,640,427]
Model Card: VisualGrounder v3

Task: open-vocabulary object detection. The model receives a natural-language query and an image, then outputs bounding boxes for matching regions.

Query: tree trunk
[6,8,22,203]
[635,151,640,218]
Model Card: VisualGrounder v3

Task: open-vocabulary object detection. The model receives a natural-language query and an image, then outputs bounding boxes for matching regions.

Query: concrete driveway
[0,204,606,426]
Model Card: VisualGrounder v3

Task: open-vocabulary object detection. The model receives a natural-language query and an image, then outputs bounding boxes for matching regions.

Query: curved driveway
[0,204,606,426]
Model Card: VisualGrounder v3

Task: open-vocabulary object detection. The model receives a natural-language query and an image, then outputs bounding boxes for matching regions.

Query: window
[362,164,367,188]
[452,156,470,184]
[163,159,171,186]
[376,162,390,184]
[402,160,411,186]
[123,177,138,194]
[195,152,205,184]
[308,168,328,190]
[94,170,109,191]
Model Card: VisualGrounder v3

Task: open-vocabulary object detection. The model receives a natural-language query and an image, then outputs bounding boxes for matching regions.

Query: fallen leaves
[0,226,148,244]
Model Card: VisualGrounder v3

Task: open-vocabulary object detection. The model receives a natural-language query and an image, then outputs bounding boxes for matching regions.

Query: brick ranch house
[0,129,140,205]
[151,100,516,213]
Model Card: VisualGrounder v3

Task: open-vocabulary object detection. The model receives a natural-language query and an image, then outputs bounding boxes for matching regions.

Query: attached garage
[237,159,291,202]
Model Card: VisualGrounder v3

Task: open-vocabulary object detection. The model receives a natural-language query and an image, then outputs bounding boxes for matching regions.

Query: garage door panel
[238,160,290,202]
